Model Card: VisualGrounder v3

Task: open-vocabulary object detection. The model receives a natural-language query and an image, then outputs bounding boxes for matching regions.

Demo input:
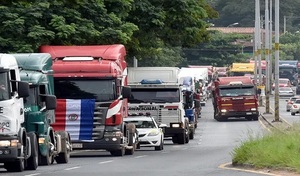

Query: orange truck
[212,76,259,121]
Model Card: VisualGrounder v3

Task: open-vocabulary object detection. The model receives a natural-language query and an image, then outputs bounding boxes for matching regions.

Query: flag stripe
[79,99,95,140]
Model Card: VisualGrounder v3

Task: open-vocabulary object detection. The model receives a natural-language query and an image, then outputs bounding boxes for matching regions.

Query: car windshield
[125,120,156,128]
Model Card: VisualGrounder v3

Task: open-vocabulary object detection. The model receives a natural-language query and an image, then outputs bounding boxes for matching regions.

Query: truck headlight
[171,123,180,128]
[0,140,18,147]
[251,108,257,111]
[0,140,10,147]
[10,140,18,147]
[221,109,227,113]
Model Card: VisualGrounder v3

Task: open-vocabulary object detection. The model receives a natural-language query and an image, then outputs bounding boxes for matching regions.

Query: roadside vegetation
[231,123,300,173]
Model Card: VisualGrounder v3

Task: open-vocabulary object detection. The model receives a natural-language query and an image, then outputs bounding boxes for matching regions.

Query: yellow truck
[228,63,255,77]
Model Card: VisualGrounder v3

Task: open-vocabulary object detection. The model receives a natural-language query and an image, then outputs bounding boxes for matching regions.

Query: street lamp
[227,22,239,27]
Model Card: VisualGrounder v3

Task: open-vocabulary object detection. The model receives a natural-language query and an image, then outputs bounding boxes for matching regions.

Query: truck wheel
[39,136,54,165]
[5,135,27,172]
[189,129,195,139]
[246,117,252,121]
[252,115,259,121]
[26,133,38,170]
[172,136,178,144]
[125,124,136,155]
[178,133,186,144]
[55,131,71,164]
[110,147,125,156]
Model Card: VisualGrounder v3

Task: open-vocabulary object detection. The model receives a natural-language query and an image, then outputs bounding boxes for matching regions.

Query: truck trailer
[40,45,138,156]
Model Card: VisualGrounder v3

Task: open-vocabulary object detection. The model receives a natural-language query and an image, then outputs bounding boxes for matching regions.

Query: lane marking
[25,174,41,176]
[98,160,113,164]
[134,155,147,158]
[64,166,80,171]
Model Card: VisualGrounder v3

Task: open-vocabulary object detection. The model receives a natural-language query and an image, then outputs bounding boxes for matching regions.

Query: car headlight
[148,130,160,136]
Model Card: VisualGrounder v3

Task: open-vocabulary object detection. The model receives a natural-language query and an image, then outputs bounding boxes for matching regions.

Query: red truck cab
[212,76,259,121]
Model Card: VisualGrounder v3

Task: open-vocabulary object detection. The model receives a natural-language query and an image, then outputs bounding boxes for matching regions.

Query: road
[0,99,281,176]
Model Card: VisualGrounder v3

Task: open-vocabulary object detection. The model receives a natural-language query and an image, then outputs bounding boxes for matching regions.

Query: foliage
[232,123,300,173]
[184,31,253,66]
[0,0,218,67]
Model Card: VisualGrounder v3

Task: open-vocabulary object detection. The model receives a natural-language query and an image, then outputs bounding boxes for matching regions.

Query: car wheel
[291,112,296,116]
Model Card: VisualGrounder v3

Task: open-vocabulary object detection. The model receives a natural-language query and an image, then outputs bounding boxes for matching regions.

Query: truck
[279,60,299,86]
[40,45,138,156]
[0,54,37,172]
[12,53,71,165]
[127,67,190,144]
[228,63,255,77]
[179,76,196,139]
[212,76,259,121]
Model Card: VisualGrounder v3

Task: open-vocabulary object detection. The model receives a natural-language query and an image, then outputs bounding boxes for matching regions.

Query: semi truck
[212,76,259,121]
[0,54,37,172]
[127,67,190,144]
[40,45,138,156]
[279,60,298,86]
[12,53,71,165]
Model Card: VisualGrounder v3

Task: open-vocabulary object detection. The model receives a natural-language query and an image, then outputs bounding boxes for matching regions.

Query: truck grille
[92,102,107,139]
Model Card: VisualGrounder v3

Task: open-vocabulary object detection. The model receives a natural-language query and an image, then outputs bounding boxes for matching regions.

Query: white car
[124,115,165,151]
[290,99,300,115]
[278,87,295,98]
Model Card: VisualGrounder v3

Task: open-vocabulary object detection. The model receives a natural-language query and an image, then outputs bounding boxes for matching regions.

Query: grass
[231,123,300,173]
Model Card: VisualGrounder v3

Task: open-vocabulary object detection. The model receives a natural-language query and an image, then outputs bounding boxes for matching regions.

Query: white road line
[181,148,188,150]
[64,166,80,171]
[134,155,147,158]
[98,160,113,164]
[25,173,41,176]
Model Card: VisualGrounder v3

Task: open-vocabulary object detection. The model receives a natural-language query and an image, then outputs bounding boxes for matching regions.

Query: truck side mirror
[17,81,30,98]
[122,86,131,99]
[41,95,57,110]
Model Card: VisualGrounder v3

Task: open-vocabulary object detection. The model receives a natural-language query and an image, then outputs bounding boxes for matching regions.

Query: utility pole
[265,0,271,114]
[269,0,273,96]
[274,0,280,122]
[255,0,263,106]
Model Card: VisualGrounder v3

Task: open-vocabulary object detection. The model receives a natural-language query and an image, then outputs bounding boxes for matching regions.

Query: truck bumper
[164,127,185,137]
[0,147,19,162]
[71,136,124,151]
[219,111,259,118]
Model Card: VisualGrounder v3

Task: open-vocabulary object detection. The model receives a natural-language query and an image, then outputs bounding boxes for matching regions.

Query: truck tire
[110,147,125,156]
[39,136,54,165]
[252,115,259,121]
[125,123,136,155]
[55,131,71,164]
[178,133,186,144]
[5,134,27,172]
[26,132,38,170]
[189,128,195,139]
[172,136,178,144]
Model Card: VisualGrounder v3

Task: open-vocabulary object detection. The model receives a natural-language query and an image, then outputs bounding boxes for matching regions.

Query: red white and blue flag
[55,99,95,141]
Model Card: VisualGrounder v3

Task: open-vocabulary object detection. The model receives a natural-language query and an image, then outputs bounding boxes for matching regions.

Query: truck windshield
[279,67,297,79]
[54,79,116,101]
[219,87,255,97]
[129,89,180,103]
[0,72,10,100]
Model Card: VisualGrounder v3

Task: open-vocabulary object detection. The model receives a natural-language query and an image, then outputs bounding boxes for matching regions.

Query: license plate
[72,143,83,149]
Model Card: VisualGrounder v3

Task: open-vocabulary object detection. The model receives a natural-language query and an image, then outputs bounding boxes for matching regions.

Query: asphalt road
[0,99,276,176]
